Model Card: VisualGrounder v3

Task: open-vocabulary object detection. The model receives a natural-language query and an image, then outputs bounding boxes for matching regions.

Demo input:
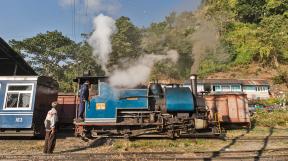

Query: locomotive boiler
[74,75,222,138]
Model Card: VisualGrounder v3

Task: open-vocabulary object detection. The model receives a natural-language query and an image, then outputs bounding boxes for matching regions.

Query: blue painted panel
[165,87,194,112]
[0,114,33,128]
[118,89,148,109]
[86,83,118,120]
[0,79,37,128]
[86,96,117,119]
[85,83,148,121]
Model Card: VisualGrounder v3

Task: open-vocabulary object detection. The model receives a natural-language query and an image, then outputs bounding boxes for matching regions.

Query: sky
[0,0,201,42]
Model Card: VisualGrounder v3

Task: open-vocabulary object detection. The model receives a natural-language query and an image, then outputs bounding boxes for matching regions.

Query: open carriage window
[4,84,34,110]
[90,84,99,97]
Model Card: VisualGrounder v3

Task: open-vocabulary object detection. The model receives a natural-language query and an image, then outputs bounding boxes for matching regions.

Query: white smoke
[109,50,179,88]
[86,14,179,88]
[190,14,219,74]
[87,14,117,72]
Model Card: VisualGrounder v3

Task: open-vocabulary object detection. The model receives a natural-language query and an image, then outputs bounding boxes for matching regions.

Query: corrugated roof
[240,79,269,86]
[197,79,242,84]
[184,79,269,86]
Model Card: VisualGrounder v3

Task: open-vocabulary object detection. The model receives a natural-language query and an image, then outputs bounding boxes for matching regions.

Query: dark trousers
[43,130,57,154]
[79,100,85,118]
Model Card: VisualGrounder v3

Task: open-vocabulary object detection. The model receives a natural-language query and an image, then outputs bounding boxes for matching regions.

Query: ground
[0,127,287,155]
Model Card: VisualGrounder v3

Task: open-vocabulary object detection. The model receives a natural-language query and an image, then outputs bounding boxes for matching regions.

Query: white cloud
[59,0,74,7]
[58,0,121,15]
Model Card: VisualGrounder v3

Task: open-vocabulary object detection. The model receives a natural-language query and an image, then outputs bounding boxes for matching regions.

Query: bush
[252,109,288,127]
[251,98,281,106]
[272,71,288,85]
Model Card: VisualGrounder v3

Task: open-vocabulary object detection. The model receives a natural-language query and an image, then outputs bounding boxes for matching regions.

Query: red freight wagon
[205,92,251,127]
[57,93,78,125]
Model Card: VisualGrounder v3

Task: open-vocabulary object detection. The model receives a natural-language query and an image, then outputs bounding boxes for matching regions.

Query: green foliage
[207,0,288,69]
[252,98,281,106]
[235,0,266,23]
[265,0,288,15]
[142,12,196,80]
[10,31,103,92]
[256,15,288,65]
[252,109,288,127]
[198,59,229,78]
[10,31,76,78]
[109,16,142,71]
[224,22,259,64]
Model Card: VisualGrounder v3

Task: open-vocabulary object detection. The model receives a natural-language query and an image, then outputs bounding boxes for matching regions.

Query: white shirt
[44,108,58,131]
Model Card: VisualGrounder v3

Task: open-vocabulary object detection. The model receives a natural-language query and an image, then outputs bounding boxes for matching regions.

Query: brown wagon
[205,92,251,127]
[57,93,78,126]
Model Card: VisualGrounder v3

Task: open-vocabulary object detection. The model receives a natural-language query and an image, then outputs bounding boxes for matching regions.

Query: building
[184,79,270,100]
[0,37,59,136]
[0,37,36,76]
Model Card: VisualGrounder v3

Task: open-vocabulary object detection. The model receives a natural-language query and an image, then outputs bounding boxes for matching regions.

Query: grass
[252,109,288,127]
[111,138,227,152]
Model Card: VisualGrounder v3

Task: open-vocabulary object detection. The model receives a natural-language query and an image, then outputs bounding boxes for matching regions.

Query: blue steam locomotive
[74,75,222,138]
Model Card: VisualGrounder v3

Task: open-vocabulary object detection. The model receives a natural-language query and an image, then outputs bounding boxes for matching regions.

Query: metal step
[0,130,34,136]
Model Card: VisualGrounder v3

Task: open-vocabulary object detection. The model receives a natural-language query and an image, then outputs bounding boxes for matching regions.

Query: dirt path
[0,127,287,156]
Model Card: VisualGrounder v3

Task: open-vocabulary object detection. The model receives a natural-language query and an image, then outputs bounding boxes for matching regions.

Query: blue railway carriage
[0,76,58,136]
[74,75,223,139]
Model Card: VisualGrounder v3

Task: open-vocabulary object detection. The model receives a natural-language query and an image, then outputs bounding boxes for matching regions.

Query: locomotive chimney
[190,74,197,96]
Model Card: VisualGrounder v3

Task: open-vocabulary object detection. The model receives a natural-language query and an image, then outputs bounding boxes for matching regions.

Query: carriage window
[4,84,33,109]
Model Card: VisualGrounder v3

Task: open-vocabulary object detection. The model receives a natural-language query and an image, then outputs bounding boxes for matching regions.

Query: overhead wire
[80,0,89,41]
[73,0,76,41]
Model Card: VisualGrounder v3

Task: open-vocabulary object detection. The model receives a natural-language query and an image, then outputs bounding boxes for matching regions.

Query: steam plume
[87,14,117,72]
[190,17,219,74]
[109,50,179,88]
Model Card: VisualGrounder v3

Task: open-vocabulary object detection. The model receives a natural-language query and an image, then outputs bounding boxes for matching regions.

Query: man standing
[43,101,58,154]
[78,80,89,120]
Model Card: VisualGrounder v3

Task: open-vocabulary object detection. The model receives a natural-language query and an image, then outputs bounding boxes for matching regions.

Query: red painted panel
[57,94,78,124]
[205,93,250,124]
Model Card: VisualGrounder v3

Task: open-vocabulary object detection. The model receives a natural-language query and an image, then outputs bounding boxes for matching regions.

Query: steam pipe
[190,74,197,97]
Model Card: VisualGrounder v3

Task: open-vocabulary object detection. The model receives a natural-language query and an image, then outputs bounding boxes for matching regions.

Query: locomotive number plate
[96,103,106,110]
[127,97,138,100]
[16,117,23,122]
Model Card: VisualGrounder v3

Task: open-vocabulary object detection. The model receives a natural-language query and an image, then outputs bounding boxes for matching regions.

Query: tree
[108,16,142,71]
[265,0,288,16]
[235,0,266,23]
[10,31,77,80]
[257,15,288,66]
[59,42,104,92]
[9,31,104,92]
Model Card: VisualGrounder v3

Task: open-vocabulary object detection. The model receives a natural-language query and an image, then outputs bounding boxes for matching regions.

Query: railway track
[1,148,288,161]
[117,135,288,142]
[224,135,288,141]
